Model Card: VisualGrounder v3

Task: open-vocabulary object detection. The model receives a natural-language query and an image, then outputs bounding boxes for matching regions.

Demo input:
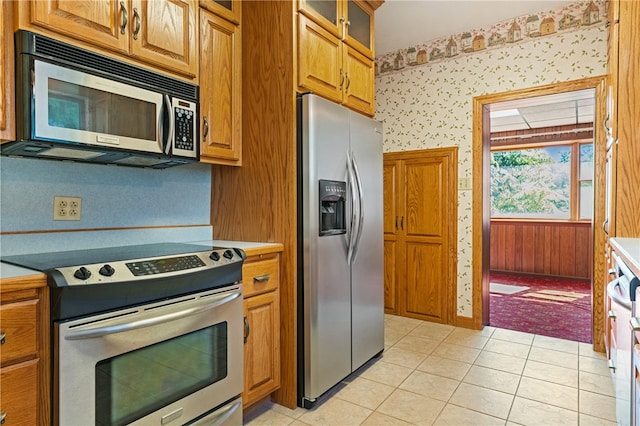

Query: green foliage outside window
[491,147,571,219]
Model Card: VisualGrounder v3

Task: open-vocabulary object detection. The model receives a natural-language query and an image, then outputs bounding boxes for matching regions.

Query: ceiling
[373,0,594,134]
[490,89,595,133]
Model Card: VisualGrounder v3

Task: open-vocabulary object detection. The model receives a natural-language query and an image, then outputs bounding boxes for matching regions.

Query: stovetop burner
[3,243,246,321]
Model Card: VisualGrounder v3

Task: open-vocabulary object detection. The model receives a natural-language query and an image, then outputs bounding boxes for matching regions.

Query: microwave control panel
[172,98,197,158]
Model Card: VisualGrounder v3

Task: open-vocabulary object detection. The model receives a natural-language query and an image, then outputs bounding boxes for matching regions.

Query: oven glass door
[55,286,243,426]
[95,323,228,425]
[33,60,164,155]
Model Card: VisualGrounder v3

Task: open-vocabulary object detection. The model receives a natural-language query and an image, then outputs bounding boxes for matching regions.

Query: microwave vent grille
[29,33,197,101]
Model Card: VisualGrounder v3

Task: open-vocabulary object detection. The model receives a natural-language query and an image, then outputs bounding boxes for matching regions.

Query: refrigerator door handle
[347,151,357,264]
[350,152,365,263]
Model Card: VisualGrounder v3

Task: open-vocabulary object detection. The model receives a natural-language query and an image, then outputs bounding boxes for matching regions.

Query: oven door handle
[64,291,241,340]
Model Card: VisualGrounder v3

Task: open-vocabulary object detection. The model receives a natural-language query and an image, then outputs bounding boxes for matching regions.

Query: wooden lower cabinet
[241,249,281,408]
[0,282,49,426]
[383,148,458,324]
[0,359,38,426]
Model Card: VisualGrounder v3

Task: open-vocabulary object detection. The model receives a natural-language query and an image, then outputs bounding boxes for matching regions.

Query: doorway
[471,76,608,350]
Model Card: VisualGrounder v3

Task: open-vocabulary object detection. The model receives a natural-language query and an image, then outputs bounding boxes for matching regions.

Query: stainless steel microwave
[2,30,199,169]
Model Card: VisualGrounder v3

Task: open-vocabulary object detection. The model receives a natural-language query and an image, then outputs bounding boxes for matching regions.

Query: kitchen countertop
[611,237,640,279]
[0,240,283,282]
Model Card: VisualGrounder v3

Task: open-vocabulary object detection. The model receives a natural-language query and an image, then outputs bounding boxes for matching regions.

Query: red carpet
[489,272,592,343]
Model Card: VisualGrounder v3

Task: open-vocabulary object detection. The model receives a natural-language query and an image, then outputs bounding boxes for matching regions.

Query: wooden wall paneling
[490,221,592,279]
[522,224,535,272]
[210,1,298,409]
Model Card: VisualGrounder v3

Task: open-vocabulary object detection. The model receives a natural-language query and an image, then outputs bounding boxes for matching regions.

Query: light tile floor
[243,314,617,425]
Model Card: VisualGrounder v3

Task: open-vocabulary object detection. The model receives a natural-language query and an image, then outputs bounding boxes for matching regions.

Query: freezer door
[349,112,385,370]
[300,94,352,401]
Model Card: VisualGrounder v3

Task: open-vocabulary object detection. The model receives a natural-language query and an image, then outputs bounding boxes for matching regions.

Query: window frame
[490,139,593,222]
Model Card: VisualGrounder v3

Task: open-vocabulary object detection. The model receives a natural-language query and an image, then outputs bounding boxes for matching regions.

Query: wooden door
[130,0,197,77]
[29,0,128,53]
[385,148,458,324]
[199,9,242,165]
[383,160,399,313]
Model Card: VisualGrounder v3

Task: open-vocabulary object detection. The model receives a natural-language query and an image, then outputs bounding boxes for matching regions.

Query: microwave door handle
[163,94,174,155]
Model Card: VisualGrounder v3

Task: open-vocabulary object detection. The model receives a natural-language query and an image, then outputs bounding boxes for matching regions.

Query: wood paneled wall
[490,220,592,279]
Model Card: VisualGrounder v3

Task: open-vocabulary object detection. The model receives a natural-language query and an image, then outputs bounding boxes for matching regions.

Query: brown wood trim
[455,315,479,330]
[241,244,284,258]
[37,286,51,426]
[472,76,607,348]
[0,224,212,236]
[490,123,593,147]
[0,274,47,293]
[490,219,591,226]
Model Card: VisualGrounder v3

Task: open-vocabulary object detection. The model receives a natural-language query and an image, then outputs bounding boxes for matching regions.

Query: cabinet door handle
[0,411,5,424]
[119,2,128,34]
[243,316,250,344]
[395,216,398,230]
[339,68,345,90]
[401,216,404,230]
[133,8,141,40]
[345,73,351,91]
[340,16,346,40]
[604,114,611,134]
[253,274,270,283]
[202,116,209,141]
[0,332,5,345]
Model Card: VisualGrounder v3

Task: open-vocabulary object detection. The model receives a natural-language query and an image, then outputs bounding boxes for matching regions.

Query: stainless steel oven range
[3,243,245,426]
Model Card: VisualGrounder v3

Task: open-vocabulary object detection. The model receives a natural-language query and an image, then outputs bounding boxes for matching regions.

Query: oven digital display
[94,323,228,425]
[126,255,206,276]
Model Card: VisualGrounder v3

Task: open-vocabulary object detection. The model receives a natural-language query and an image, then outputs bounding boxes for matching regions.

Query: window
[490,142,593,220]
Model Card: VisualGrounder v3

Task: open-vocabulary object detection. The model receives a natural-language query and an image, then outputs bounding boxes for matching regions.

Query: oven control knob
[74,266,92,280]
[99,264,115,277]
[223,249,234,259]
[209,252,220,262]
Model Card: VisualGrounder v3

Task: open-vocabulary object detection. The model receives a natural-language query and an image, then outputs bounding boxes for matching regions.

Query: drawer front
[0,299,38,365]
[0,359,39,426]
[243,256,279,298]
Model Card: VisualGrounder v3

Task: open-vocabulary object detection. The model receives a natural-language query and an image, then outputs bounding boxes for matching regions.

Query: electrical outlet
[459,177,472,190]
[53,196,82,221]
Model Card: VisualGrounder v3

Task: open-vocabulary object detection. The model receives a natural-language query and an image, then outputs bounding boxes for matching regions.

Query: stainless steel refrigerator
[297,93,384,408]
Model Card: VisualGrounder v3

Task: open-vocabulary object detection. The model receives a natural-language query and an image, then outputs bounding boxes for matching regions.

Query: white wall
[375,6,607,317]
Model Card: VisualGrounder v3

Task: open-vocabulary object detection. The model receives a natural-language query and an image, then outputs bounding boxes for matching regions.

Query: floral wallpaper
[374,1,607,318]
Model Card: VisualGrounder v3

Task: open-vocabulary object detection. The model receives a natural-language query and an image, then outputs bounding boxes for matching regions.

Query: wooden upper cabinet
[298,14,343,104]
[345,0,374,59]
[342,44,374,116]
[299,0,374,59]
[297,0,376,116]
[199,8,241,165]
[1,1,16,142]
[199,0,240,25]
[29,0,128,53]
[22,0,198,79]
[129,0,198,77]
